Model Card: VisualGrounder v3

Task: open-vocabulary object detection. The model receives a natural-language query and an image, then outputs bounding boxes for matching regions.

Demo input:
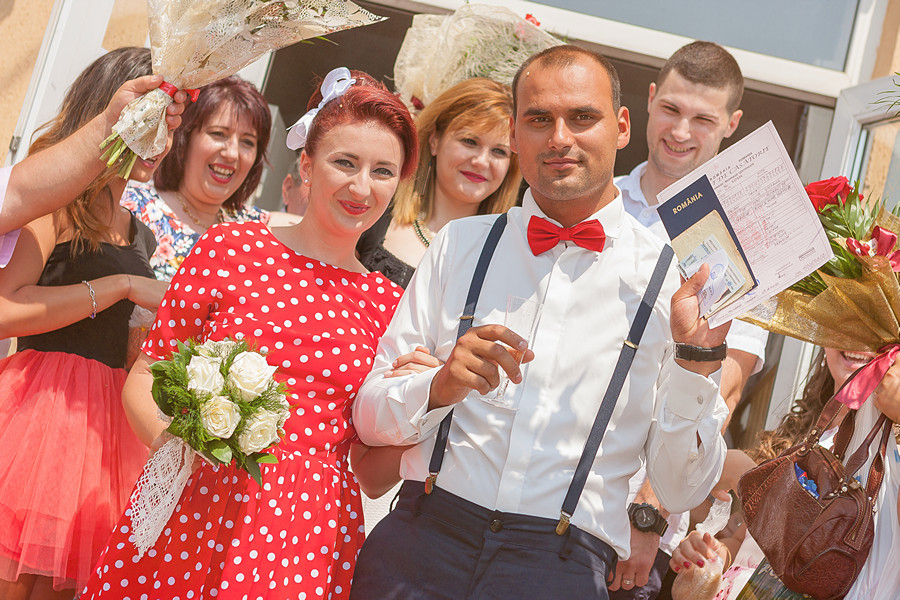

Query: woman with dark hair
[357,77,521,288]
[0,47,170,599]
[671,347,900,600]
[82,67,418,600]
[122,75,272,281]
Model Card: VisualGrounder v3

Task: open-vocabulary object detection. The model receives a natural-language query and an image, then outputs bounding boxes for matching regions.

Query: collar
[616,161,650,208]
[519,188,625,242]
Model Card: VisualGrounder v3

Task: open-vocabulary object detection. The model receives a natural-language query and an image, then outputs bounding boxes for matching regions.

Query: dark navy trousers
[350,482,617,600]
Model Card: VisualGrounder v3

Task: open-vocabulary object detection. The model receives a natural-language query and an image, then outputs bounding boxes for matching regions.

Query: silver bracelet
[82,280,97,319]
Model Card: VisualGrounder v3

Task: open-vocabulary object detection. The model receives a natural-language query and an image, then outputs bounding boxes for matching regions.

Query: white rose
[237,410,281,454]
[200,395,241,438]
[186,354,225,395]
[197,339,239,359]
[228,351,277,401]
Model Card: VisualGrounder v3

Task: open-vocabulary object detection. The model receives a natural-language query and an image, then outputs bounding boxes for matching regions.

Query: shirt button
[689,451,699,461]
[696,395,704,404]
[489,519,503,533]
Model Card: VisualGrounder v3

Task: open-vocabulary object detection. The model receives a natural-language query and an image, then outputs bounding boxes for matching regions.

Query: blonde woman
[357,77,521,287]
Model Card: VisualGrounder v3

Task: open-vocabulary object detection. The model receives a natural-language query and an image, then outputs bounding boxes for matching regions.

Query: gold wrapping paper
[741,209,900,352]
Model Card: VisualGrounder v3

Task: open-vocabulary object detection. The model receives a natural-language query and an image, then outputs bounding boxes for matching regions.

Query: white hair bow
[286,67,357,150]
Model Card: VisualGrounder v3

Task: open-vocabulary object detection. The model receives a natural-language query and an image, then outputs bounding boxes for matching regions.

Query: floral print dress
[122,182,270,281]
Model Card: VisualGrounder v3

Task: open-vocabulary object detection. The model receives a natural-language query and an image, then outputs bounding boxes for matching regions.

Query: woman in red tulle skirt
[0,48,170,599]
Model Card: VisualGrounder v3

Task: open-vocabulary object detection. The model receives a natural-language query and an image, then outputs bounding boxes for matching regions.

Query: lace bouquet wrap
[130,338,291,557]
[102,0,385,177]
[393,3,563,110]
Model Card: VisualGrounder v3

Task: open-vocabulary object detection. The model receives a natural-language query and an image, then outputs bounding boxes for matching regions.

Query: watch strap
[674,341,727,362]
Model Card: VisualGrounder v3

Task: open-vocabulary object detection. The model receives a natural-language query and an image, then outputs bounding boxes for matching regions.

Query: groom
[350,45,729,599]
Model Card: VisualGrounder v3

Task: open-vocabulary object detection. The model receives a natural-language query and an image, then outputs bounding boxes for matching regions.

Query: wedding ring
[622,579,634,586]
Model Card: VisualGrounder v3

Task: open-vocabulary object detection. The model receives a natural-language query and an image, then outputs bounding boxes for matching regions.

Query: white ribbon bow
[286,67,356,150]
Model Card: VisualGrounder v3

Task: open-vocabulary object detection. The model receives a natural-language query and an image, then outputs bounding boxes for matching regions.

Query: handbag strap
[843,413,891,499]
[832,409,856,461]
[425,213,507,494]
[806,362,870,445]
[556,244,674,535]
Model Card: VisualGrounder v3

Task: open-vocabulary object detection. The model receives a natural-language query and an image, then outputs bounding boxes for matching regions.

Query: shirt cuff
[406,369,454,438]
[665,364,721,421]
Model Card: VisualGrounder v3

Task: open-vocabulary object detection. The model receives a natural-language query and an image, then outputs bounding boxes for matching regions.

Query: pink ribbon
[835,344,900,409]
[846,226,900,271]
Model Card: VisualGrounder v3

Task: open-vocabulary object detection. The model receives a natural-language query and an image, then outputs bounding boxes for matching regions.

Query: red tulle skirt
[0,350,147,592]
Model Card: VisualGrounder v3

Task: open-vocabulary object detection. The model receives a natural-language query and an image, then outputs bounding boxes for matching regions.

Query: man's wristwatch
[627,502,669,536]
[674,342,727,362]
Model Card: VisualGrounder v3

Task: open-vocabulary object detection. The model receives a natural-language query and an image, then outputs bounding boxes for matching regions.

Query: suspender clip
[556,510,572,535]
[425,473,437,495]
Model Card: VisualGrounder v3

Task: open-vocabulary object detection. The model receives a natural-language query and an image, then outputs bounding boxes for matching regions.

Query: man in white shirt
[611,41,769,599]
[0,75,187,267]
[350,45,729,599]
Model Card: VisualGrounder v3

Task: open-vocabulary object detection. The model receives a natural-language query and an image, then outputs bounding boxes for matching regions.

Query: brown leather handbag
[738,395,893,600]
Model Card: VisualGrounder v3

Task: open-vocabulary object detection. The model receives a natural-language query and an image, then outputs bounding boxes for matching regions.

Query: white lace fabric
[393,4,563,110]
[118,0,385,159]
[129,438,196,557]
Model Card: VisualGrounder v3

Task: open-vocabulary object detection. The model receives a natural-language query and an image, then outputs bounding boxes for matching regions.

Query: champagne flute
[481,295,543,409]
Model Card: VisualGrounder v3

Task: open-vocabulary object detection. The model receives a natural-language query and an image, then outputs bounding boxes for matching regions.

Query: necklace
[413,219,433,247]
[175,191,223,229]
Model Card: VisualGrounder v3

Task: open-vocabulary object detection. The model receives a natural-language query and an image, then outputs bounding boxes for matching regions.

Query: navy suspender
[557,244,673,533]
[425,213,508,494]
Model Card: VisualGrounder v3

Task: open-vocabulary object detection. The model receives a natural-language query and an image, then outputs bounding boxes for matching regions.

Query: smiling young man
[612,41,768,600]
[349,45,730,600]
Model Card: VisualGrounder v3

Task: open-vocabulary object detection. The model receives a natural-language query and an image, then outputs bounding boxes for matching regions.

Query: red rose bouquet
[745,175,900,408]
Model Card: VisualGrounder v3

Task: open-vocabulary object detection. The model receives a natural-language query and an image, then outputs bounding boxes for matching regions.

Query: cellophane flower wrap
[101,0,385,178]
[743,176,900,408]
[393,4,562,110]
[129,338,291,557]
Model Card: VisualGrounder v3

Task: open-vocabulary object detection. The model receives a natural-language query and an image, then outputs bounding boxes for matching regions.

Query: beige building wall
[0,0,147,164]
[0,0,55,164]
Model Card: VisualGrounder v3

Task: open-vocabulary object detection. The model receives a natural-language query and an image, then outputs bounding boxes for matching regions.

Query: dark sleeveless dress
[356,206,416,289]
[0,215,157,592]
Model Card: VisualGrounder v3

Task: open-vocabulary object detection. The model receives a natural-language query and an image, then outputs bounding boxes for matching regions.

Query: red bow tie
[527,215,606,255]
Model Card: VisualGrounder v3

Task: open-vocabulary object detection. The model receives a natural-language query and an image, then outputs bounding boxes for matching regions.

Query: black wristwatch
[627,502,669,536]
[674,342,727,362]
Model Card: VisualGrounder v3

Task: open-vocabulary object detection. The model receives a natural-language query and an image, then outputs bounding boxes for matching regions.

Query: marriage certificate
[657,121,833,328]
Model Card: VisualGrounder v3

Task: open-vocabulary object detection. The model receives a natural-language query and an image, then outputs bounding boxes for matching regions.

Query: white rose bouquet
[101,0,385,178]
[130,337,291,557]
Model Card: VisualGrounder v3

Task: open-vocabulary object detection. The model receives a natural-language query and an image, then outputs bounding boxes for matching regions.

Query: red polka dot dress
[81,222,402,600]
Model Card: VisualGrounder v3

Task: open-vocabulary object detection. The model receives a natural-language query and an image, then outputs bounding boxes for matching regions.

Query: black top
[17,215,157,369]
[356,206,416,289]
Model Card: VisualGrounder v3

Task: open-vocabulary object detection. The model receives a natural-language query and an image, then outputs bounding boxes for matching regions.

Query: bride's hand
[385,346,442,377]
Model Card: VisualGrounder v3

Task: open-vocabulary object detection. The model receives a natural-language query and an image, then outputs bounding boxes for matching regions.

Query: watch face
[634,507,656,528]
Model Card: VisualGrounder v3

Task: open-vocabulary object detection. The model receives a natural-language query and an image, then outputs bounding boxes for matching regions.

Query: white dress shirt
[842,398,900,600]
[354,190,728,558]
[0,166,20,268]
